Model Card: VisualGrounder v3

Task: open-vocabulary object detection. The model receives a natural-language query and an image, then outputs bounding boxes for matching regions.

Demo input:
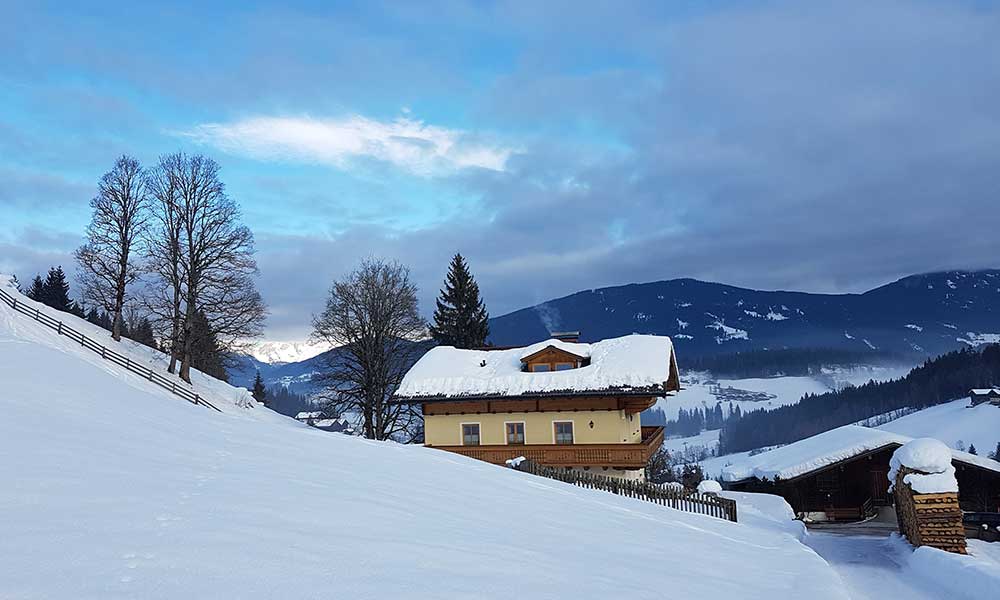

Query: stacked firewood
[894,467,967,554]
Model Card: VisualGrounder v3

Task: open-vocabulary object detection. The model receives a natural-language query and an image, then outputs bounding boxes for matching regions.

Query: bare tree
[144,154,186,372]
[75,155,149,341]
[173,154,265,383]
[312,258,427,440]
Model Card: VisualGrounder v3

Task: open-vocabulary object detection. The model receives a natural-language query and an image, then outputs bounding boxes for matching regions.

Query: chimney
[551,331,580,343]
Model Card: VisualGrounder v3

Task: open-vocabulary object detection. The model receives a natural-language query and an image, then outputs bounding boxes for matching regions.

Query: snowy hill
[487,270,1000,358]
[878,399,1000,456]
[0,276,850,599]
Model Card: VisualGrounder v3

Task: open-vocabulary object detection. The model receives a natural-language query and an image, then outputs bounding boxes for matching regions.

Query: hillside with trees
[719,344,1000,453]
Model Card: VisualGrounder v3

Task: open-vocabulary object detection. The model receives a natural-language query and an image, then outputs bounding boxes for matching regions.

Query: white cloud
[180,115,512,176]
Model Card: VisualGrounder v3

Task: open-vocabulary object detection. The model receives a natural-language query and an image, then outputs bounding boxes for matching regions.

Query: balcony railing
[430,425,664,469]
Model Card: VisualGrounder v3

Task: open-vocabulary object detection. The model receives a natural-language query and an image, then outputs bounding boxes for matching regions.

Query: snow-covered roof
[394,334,679,400]
[295,411,323,420]
[970,388,1000,395]
[721,425,1000,483]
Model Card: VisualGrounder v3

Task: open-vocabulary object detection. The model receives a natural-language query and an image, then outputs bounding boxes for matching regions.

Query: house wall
[424,409,642,446]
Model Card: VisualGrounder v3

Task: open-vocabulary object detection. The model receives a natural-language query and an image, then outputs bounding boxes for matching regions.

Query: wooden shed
[722,426,1000,521]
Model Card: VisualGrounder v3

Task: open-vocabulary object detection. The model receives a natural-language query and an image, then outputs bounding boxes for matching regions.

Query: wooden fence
[511,460,737,522]
[0,286,221,412]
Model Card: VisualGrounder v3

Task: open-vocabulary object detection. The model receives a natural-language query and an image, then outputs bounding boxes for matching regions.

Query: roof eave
[390,387,671,405]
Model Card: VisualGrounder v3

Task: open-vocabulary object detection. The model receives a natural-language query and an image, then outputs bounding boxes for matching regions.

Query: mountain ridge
[486,269,1000,358]
[230,269,1000,392]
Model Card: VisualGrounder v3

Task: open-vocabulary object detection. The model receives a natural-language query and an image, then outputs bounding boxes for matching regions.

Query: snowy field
[655,374,830,422]
[0,279,849,600]
[878,399,1000,454]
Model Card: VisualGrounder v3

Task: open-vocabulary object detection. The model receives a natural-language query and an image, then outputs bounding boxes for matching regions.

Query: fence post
[57,322,62,335]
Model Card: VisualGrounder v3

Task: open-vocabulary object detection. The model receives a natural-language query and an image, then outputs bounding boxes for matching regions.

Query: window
[531,363,551,372]
[554,421,574,445]
[554,362,575,371]
[506,422,525,445]
[462,423,480,446]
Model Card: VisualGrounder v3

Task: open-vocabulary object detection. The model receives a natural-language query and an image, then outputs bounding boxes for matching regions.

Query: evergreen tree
[990,443,1000,461]
[430,253,490,349]
[127,318,157,350]
[968,444,978,456]
[251,371,267,405]
[26,275,45,301]
[185,311,229,382]
[41,266,73,312]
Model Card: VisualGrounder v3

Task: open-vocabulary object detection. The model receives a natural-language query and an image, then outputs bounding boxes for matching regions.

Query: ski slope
[0,278,848,600]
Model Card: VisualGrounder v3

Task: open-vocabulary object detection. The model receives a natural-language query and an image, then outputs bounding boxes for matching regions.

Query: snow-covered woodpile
[890,439,967,555]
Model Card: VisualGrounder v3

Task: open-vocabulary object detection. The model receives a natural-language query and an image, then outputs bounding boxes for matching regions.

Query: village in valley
[3,3,1000,599]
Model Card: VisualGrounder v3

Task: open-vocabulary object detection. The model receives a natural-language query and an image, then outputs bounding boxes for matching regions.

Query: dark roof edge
[390,388,672,404]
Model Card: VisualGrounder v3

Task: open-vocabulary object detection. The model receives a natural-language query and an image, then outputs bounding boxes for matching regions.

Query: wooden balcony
[430,426,664,469]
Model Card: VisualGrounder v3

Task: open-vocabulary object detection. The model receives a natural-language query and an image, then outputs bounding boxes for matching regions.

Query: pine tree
[251,371,267,405]
[185,311,229,382]
[127,318,157,350]
[26,275,45,301]
[990,442,1000,461]
[41,266,73,312]
[430,253,490,348]
[968,444,978,456]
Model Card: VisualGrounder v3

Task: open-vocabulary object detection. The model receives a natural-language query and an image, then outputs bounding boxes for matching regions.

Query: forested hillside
[719,344,1000,453]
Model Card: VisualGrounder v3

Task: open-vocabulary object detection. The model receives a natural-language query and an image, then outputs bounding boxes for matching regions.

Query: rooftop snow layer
[721,425,1000,483]
[394,334,677,399]
[889,438,959,494]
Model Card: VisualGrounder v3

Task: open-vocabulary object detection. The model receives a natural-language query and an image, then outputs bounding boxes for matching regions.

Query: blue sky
[3,1,1000,342]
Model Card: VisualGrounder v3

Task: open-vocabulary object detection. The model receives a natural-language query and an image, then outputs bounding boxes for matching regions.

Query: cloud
[180,115,514,176]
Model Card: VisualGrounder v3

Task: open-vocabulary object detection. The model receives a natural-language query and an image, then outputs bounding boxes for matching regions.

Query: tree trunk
[178,286,197,383]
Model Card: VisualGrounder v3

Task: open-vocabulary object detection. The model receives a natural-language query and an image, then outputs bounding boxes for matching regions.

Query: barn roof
[393,334,679,401]
[721,425,1000,483]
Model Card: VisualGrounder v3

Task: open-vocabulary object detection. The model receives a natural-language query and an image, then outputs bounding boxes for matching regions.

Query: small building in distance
[295,410,323,423]
[969,388,1000,407]
[721,425,1000,521]
[294,410,354,434]
[391,334,680,481]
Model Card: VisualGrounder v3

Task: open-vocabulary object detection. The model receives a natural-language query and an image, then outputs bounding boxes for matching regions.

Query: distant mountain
[229,350,333,397]
[246,340,332,365]
[228,340,435,399]
[487,270,1000,359]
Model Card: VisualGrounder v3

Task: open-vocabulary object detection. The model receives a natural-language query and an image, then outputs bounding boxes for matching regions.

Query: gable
[520,345,587,371]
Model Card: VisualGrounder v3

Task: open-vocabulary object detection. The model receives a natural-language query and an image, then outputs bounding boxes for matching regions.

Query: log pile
[894,466,967,554]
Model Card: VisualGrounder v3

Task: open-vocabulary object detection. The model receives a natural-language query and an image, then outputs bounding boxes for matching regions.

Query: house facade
[391,334,679,481]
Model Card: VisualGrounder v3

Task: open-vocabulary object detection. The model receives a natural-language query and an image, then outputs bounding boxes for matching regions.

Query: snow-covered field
[878,399,1000,455]
[0,279,849,599]
[655,373,829,423]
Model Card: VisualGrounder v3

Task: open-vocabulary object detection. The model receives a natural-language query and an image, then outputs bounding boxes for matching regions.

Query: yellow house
[392,333,680,481]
